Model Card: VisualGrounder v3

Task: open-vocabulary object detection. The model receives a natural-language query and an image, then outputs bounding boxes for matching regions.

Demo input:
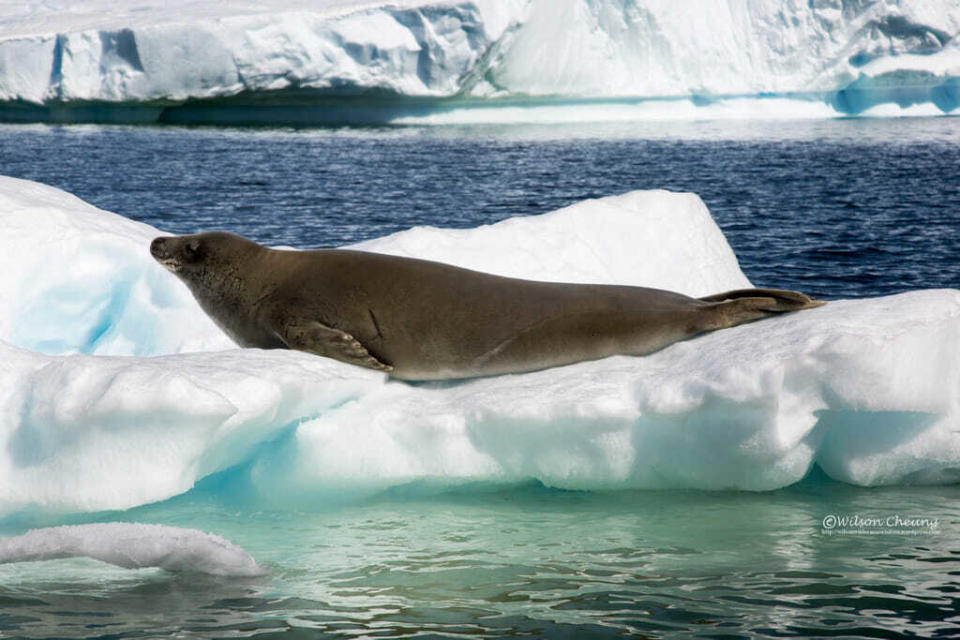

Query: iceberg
[0,523,268,576]
[0,0,957,124]
[0,175,958,519]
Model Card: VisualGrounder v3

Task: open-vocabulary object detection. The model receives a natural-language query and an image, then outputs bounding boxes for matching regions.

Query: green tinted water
[2,474,956,638]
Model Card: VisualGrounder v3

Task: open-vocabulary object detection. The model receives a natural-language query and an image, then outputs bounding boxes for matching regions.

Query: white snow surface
[0,176,958,517]
[0,523,267,576]
[0,0,957,115]
[0,176,233,356]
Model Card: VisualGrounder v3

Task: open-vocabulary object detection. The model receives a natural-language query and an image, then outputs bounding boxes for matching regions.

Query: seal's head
[150,231,263,287]
[152,232,248,269]
[150,235,197,273]
[150,231,274,347]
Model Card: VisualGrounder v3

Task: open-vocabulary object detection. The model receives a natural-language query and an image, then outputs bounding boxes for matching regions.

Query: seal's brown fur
[151,232,824,380]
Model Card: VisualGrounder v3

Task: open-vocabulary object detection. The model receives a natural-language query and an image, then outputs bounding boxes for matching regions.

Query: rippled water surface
[0,118,958,638]
[1,475,958,639]
[1,118,958,298]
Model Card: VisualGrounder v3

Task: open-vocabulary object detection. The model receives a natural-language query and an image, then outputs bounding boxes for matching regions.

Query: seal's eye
[183,239,204,262]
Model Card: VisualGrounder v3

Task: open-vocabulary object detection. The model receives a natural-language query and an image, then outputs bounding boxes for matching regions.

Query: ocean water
[1,117,958,298]
[0,118,958,638]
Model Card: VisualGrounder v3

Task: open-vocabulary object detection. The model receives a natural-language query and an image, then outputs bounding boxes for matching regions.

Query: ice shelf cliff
[0,0,957,123]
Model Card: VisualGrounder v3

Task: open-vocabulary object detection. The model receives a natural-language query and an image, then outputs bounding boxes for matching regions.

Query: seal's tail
[698,288,826,330]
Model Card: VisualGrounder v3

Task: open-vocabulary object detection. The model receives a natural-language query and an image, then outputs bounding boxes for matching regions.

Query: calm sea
[0,118,958,638]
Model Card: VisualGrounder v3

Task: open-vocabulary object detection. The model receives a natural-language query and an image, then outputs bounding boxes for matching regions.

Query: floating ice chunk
[1,290,956,518]
[354,189,751,296]
[0,340,383,516]
[0,176,233,356]
[0,523,268,577]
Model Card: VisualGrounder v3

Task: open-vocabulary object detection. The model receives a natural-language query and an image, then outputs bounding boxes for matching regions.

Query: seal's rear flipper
[699,288,826,311]
[277,319,393,373]
[698,288,826,331]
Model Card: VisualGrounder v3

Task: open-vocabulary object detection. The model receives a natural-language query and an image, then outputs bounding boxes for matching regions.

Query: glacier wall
[0,175,958,519]
[0,0,957,123]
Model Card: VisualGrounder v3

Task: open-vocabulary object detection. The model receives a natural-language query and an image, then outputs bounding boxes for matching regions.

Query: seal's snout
[150,236,181,272]
[150,237,167,258]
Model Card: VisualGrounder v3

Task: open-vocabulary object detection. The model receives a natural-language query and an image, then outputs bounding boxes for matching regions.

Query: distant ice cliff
[0,0,957,123]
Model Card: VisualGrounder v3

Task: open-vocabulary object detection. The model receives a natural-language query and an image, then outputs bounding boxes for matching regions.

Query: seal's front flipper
[698,288,826,311]
[278,319,393,373]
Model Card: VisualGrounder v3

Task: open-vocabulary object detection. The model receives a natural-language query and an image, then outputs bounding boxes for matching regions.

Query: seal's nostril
[150,237,165,256]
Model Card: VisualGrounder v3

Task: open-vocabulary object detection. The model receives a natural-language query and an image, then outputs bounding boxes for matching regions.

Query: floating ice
[0,340,383,515]
[0,0,957,123]
[0,523,268,577]
[0,175,958,519]
[0,176,233,356]
[351,188,751,295]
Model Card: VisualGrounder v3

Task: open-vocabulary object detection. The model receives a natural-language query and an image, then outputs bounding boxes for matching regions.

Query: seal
[150,232,825,381]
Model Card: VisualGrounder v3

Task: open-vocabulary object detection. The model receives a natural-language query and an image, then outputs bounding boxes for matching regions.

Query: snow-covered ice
[0,523,268,576]
[0,0,957,122]
[0,175,958,519]
[0,177,232,356]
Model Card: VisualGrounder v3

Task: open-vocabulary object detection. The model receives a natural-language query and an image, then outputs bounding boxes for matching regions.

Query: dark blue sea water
[1,118,958,299]
[0,118,958,639]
